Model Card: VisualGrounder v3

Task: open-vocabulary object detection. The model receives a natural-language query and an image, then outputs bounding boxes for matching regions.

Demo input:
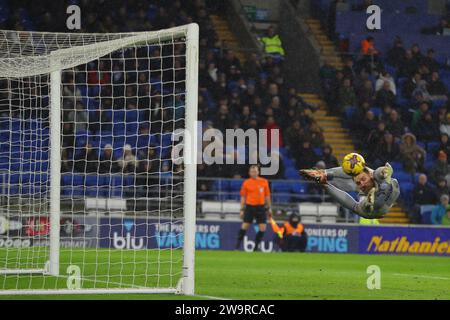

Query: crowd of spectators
[320,33,450,223]
[3,0,339,200]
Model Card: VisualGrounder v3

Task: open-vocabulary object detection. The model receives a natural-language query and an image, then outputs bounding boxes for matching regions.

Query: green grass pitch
[1,249,449,300]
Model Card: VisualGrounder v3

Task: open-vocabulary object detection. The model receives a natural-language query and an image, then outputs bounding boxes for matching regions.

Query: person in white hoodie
[375,70,396,95]
[118,144,138,173]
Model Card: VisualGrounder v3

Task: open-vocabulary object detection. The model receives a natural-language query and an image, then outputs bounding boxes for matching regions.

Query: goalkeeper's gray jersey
[325,166,400,218]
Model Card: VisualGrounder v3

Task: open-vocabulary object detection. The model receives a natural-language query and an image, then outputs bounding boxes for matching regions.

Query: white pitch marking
[393,273,450,281]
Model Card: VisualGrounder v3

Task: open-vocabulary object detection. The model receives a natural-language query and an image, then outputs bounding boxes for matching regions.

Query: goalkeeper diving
[300,153,400,219]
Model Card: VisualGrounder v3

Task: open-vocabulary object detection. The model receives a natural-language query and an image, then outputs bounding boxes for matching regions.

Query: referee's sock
[236,229,247,249]
[254,231,265,252]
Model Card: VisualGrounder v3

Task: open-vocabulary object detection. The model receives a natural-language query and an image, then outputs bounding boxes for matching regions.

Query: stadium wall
[1,216,450,256]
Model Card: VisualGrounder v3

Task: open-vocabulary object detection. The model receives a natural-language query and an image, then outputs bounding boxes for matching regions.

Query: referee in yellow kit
[235,165,272,251]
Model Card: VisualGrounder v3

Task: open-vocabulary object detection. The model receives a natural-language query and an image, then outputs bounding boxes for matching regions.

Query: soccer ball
[342,153,366,176]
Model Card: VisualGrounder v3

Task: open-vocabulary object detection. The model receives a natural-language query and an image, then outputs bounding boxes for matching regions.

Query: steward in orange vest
[270,213,307,252]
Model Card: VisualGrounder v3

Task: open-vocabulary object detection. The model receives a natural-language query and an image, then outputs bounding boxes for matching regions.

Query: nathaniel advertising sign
[359,225,450,256]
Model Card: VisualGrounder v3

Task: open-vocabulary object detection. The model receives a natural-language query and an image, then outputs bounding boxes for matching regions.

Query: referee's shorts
[243,205,266,224]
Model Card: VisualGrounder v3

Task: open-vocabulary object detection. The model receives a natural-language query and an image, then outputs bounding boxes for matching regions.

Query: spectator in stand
[435,178,450,199]
[358,110,378,141]
[356,79,374,105]
[74,143,99,173]
[220,49,241,78]
[321,144,339,168]
[366,121,387,152]
[427,71,448,98]
[284,119,305,148]
[99,144,119,174]
[431,194,450,226]
[410,173,437,223]
[372,132,400,167]
[214,103,233,133]
[87,60,111,86]
[360,36,379,56]
[415,112,440,142]
[61,149,73,173]
[411,102,430,131]
[380,104,393,122]
[138,147,161,174]
[399,132,426,174]
[294,140,318,170]
[422,49,440,73]
[387,37,406,68]
[402,72,422,99]
[342,58,356,81]
[359,36,382,72]
[375,81,396,107]
[308,121,325,148]
[430,151,449,184]
[243,53,263,78]
[414,174,438,204]
[439,113,450,137]
[427,18,450,36]
[411,44,424,65]
[375,71,396,95]
[386,110,405,140]
[260,26,285,58]
[118,144,137,173]
[263,116,283,150]
[436,133,450,161]
[338,78,356,114]
[398,50,419,78]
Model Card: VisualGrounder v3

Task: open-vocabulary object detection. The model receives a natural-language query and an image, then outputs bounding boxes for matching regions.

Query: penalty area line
[393,273,450,281]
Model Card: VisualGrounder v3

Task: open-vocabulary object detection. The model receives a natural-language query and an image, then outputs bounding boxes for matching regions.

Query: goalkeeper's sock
[254,231,265,252]
[236,229,247,249]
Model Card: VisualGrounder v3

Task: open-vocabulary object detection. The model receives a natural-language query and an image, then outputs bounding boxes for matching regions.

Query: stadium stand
[1,0,449,225]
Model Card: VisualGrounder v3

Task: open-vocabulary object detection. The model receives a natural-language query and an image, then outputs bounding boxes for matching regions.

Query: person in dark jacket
[436,178,450,199]
[99,144,118,174]
[74,143,99,173]
[372,132,400,167]
[321,144,339,168]
[413,174,438,205]
[294,140,318,170]
[409,173,438,223]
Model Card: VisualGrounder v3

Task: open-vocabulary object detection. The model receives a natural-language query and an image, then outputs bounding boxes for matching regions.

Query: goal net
[0,24,198,295]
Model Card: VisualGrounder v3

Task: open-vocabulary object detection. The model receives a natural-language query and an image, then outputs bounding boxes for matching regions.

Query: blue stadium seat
[370,107,382,118]
[285,168,300,180]
[400,182,414,205]
[344,106,357,121]
[273,194,292,204]
[394,171,413,183]
[113,123,126,136]
[291,182,308,195]
[271,181,292,193]
[113,110,126,123]
[390,161,403,171]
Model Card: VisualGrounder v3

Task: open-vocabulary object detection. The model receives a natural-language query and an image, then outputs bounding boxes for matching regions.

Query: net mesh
[0,26,191,291]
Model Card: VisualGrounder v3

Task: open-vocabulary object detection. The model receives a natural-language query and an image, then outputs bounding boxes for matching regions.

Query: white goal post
[0,23,198,295]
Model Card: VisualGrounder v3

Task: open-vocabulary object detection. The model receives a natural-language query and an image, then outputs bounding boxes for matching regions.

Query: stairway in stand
[210,15,246,62]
